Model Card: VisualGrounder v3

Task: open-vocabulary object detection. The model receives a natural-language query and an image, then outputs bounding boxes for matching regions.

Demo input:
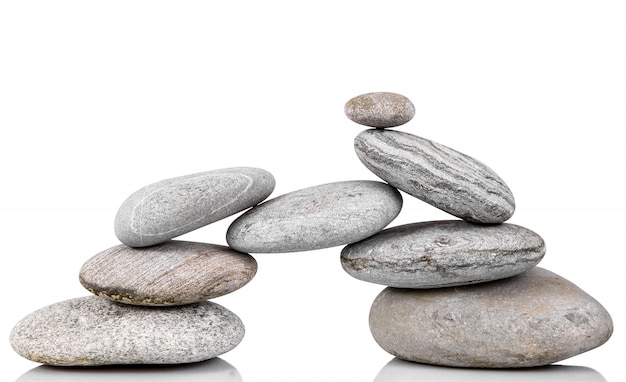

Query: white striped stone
[354,129,515,223]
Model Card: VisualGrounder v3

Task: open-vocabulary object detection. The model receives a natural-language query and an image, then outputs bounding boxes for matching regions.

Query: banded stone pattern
[354,129,515,223]
[369,267,614,368]
[79,241,257,306]
[341,220,545,288]
[10,296,245,366]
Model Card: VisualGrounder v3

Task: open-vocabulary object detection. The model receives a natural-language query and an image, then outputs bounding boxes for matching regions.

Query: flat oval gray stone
[345,92,415,128]
[10,296,245,366]
[114,167,275,247]
[226,180,402,253]
[369,267,613,368]
[341,220,545,288]
[354,129,515,223]
[79,241,257,306]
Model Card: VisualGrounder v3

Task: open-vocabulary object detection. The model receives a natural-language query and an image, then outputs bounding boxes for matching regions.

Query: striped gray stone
[10,296,245,365]
[369,267,613,368]
[79,241,257,306]
[341,220,545,288]
[354,129,515,223]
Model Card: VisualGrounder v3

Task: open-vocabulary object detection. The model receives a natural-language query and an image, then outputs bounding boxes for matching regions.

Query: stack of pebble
[10,167,275,365]
[340,92,613,368]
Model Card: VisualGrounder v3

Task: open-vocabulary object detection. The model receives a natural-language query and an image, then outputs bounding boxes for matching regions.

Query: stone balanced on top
[10,91,612,369]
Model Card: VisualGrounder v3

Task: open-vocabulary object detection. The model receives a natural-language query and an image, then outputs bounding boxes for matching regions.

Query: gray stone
[79,241,257,306]
[354,129,515,223]
[341,220,545,288]
[374,358,607,382]
[17,358,243,382]
[369,267,613,368]
[226,180,402,253]
[114,167,275,247]
[345,92,415,128]
[10,296,245,366]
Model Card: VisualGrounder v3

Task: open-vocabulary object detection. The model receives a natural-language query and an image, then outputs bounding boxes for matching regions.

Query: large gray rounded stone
[114,167,275,247]
[10,296,245,366]
[369,267,613,368]
[341,220,545,288]
[226,180,402,253]
[354,129,515,223]
[79,241,257,306]
[344,92,415,128]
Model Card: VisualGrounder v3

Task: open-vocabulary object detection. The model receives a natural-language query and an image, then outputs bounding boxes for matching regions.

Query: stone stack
[341,92,613,368]
[10,167,275,366]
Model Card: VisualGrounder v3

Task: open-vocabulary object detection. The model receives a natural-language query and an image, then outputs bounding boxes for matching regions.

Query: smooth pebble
[345,92,415,128]
[369,267,613,368]
[114,167,275,247]
[341,220,545,288]
[226,180,402,253]
[10,296,245,366]
[79,240,257,306]
[354,129,515,223]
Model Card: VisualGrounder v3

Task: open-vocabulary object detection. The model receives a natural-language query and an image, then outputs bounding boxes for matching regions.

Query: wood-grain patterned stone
[226,180,402,253]
[344,92,415,128]
[354,129,515,223]
[114,167,275,247]
[79,241,257,306]
[341,220,545,288]
[10,296,245,366]
[369,267,613,368]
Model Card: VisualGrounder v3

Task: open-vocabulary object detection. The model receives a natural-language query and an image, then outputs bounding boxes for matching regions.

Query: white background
[1,1,624,381]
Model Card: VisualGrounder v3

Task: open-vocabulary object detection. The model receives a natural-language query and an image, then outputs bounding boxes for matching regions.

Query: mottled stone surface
[10,296,245,366]
[115,167,275,247]
[17,358,243,382]
[374,358,607,382]
[341,220,545,288]
[369,267,613,368]
[354,129,515,223]
[344,92,415,128]
[79,241,257,306]
[226,180,402,253]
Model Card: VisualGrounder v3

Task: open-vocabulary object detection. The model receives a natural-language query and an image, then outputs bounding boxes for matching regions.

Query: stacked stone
[340,92,613,368]
[10,167,275,366]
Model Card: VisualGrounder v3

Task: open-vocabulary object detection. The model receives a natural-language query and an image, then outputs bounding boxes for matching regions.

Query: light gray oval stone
[10,296,245,366]
[79,241,257,306]
[354,129,515,223]
[114,167,275,247]
[345,92,415,128]
[369,267,613,368]
[341,220,545,288]
[226,180,402,253]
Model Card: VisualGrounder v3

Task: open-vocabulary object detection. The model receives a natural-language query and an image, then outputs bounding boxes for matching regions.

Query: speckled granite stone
[17,358,243,382]
[345,92,415,128]
[369,267,613,368]
[10,296,244,366]
[374,358,607,382]
[226,180,402,253]
[341,220,545,288]
[79,241,257,306]
[114,167,275,247]
[354,129,515,223]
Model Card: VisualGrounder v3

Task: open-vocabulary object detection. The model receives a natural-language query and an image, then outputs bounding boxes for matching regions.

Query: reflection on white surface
[16,358,242,382]
[374,358,606,382]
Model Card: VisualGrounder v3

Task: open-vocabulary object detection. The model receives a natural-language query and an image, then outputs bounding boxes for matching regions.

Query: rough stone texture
[369,267,613,368]
[114,167,275,247]
[226,180,402,253]
[17,358,243,382]
[341,220,545,288]
[79,241,257,306]
[345,92,415,128]
[10,296,245,366]
[374,358,607,382]
[354,129,515,223]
